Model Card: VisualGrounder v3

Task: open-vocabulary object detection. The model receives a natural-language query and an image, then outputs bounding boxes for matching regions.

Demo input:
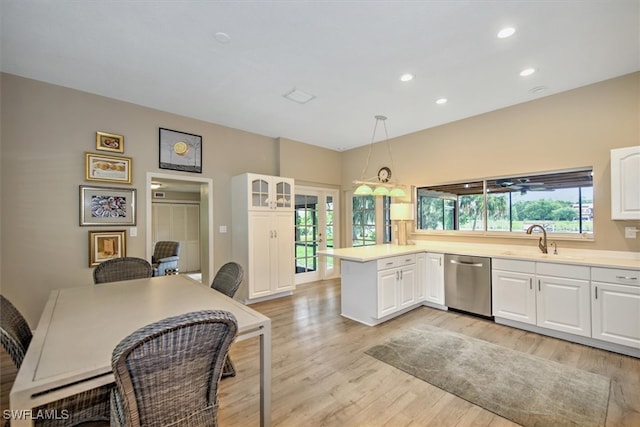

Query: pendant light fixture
[353,115,406,198]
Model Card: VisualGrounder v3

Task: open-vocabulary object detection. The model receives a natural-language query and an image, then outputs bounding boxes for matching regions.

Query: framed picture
[85,152,132,184]
[89,230,126,266]
[159,128,202,173]
[80,185,136,226]
[96,131,124,153]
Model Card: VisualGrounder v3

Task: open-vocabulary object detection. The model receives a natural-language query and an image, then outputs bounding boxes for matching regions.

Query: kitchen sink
[500,250,584,261]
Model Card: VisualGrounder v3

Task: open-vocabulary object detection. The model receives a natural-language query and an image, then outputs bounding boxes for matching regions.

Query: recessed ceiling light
[436,98,447,105]
[497,27,516,39]
[529,86,547,94]
[520,68,536,77]
[214,32,231,44]
[400,73,414,82]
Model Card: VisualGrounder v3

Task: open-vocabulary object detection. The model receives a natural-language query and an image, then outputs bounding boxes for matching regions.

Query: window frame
[414,168,594,241]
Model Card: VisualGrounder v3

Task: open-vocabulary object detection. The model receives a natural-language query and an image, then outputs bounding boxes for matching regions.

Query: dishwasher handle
[449,259,484,268]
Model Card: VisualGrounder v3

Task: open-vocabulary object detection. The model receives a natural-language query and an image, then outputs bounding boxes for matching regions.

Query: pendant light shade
[373,186,390,196]
[388,187,407,198]
[354,184,373,195]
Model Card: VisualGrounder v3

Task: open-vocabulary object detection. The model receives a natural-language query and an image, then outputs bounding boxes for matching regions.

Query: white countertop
[318,242,640,270]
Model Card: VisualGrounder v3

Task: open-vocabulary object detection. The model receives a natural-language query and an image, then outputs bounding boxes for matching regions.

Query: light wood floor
[3,278,640,426]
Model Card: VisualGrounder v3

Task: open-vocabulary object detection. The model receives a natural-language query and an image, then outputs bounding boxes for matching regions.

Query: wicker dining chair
[93,257,153,284]
[0,295,112,427]
[210,262,244,378]
[110,310,238,427]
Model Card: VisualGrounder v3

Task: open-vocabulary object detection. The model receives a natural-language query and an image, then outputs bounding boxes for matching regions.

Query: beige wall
[341,72,640,253]
[278,137,342,187]
[2,72,639,325]
[0,73,339,325]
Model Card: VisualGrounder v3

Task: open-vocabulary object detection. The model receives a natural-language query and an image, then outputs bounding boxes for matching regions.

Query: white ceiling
[2,1,639,151]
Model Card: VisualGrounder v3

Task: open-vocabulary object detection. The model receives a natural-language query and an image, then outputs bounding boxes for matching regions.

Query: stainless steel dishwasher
[444,254,492,318]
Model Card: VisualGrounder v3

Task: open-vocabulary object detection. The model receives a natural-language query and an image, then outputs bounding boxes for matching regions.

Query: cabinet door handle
[529,278,532,290]
[616,276,638,281]
[595,286,598,299]
[401,270,403,280]
[538,280,541,292]
[396,271,400,280]
[274,230,278,238]
[386,262,394,266]
[439,258,442,267]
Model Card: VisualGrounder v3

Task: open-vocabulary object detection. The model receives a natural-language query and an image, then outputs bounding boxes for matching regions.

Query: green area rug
[366,324,610,427]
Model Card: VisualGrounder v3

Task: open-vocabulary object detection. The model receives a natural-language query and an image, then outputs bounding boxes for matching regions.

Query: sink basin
[500,251,584,261]
[539,254,584,261]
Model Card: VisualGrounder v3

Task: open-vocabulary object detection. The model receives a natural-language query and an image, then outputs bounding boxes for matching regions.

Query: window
[417,168,593,236]
[352,195,376,246]
[352,195,392,246]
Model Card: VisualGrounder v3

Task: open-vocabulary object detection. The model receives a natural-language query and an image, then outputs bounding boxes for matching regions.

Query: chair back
[211,262,244,298]
[93,257,153,284]
[111,310,238,427]
[152,241,181,261]
[0,295,33,367]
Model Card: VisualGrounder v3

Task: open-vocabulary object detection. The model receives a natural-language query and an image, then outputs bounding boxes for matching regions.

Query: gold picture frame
[89,230,126,266]
[96,131,124,153]
[85,152,132,184]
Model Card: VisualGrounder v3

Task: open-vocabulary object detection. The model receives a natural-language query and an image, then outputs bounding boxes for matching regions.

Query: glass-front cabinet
[247,173,294,211]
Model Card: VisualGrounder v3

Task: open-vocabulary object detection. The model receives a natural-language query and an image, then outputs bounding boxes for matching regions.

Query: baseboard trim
[495,317,640,358]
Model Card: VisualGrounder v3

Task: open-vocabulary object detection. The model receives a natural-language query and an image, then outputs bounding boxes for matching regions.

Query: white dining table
[9,274,271,426]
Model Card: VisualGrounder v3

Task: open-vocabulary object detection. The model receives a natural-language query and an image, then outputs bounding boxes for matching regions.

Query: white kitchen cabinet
[339,253,421,326]
[377,255,416,317]
[415,253,427,302]
[536,262,591,337]
[240,173,294,211]
[492,259,536,324]
[591,267,640,349]
[424,252,445,307]
[232,173,295,302]
[611,145,640,220]
[492,259,591,337]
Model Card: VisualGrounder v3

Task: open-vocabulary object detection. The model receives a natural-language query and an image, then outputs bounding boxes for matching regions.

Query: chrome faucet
[526,224,548,254]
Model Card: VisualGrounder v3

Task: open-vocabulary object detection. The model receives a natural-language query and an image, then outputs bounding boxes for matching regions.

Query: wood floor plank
[2,277,639,426]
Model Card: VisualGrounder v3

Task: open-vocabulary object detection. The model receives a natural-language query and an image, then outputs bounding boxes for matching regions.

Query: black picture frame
[159,128,202,173]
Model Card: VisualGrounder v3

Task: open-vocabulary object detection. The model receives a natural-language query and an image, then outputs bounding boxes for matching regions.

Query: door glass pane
[326,196,334,269]
[295,195,318,273]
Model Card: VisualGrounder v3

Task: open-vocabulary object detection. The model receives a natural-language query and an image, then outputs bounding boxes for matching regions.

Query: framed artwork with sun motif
[159,128,202,173]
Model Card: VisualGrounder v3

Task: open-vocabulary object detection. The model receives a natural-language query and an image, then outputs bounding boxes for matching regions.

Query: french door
[294,187,339,284]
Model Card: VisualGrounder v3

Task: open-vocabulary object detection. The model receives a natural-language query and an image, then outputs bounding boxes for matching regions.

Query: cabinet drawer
[536,262,589,280]
[377,254,416,271]
[592,267,640,286]
[492,258,535,273]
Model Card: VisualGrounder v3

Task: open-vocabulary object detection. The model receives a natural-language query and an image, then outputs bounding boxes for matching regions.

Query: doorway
[294,186,339,285]
[146,172,214,285]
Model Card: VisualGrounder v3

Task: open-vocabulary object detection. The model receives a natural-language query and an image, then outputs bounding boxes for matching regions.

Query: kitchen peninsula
[319,242,640,357]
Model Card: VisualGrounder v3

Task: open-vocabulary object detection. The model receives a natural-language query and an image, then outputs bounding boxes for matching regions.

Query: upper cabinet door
[247,174,294,211]
[273,178,293,210]
[250,176,271,210]
[611,146,640,220]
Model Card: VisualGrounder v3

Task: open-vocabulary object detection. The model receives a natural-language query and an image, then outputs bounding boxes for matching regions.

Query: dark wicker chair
[210,262,244,378]
[1,295,112,426]
[151,241,181,276]
[93,257,153,284]
[110,310,238,427]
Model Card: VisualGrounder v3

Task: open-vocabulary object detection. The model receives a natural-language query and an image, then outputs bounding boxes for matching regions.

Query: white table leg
[260,321,272,427]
